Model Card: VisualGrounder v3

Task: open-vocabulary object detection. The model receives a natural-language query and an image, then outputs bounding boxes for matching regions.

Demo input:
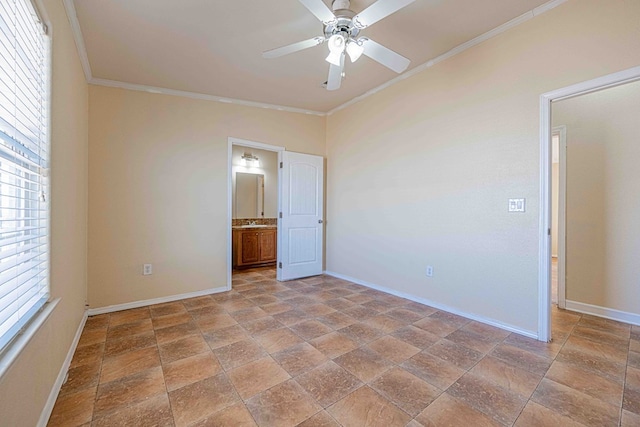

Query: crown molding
[62,0,567,117]
[326,0,568,115]
[62,0,92,82]
[89,78,326,116]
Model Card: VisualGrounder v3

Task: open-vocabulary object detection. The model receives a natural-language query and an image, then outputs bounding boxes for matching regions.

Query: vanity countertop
[232,225,278,230]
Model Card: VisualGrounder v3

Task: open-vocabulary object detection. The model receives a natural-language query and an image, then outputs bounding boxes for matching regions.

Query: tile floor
[48,267,640,426]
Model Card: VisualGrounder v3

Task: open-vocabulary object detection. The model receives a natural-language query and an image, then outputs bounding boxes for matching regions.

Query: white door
[278,151,324,281]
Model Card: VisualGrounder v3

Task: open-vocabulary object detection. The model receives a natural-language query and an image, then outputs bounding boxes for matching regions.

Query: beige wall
[553,79,640,315]
[88,86,325,308]
[0,0,89,425]
[232,146,279,219]
[326,0,640,334]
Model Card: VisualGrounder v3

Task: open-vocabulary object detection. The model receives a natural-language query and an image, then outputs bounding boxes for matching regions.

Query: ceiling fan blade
[361,38,410,73]
[263,37,325,59]
[298,0,336,24]
[353,0,415,29]
[326,54,344,91]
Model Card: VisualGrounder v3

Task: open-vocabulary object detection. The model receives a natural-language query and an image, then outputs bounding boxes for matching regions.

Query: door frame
[537,65,640,342]
[227,137,285,289]
[552,125,567,309]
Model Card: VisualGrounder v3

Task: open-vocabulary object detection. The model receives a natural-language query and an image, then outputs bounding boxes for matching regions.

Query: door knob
[318,220,323,224]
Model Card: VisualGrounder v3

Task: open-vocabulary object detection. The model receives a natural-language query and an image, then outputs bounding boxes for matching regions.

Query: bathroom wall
[231,146,279,219]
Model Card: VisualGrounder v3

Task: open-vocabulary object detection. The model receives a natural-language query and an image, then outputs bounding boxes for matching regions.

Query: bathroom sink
[240,224,269,228]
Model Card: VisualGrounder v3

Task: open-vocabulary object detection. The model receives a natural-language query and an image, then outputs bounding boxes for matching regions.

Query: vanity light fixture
[241,153,260,167]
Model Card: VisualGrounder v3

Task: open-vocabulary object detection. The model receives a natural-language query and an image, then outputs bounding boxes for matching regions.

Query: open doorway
[227,138,284,289]
[539,65,640,342]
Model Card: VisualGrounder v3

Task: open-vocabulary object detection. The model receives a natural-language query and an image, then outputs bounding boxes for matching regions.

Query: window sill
[0,298,61,380]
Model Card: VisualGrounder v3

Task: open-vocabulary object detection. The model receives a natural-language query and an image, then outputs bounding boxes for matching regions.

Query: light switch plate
[509,198,526,212]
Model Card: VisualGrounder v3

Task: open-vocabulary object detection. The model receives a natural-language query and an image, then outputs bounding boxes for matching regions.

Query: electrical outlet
[426,266,433,277]
[143,264,152,275]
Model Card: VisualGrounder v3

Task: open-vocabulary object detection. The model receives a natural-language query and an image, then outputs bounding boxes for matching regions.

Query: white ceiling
[71,0,554,113]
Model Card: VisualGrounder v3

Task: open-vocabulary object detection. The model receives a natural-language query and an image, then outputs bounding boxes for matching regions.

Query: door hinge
[280,162,283,168]
[279,212,282,219]
[278,262,282,269]
[548,228,551,236]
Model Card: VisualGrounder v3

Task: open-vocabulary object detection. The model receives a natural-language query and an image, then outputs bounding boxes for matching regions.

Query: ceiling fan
[263,0,415,90]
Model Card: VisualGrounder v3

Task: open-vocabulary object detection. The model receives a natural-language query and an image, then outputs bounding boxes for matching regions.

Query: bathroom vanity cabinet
[232,227,277,268]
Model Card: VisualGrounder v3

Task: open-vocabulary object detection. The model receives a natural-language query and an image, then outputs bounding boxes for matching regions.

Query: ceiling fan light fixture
[325,33,346,65]
[346,39,364,62]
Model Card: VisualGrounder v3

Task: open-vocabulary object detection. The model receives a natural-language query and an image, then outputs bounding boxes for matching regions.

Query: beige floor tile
[401,351,465,390]
[49,269,640,427]
[254,327,304,354]
[190,402,257,427]
[195,312,240,332]
[469,356,542,399]
[448,373,528,425]
[106,318,153,341]
[296,361,363,407]
[415,393,501,427]
[384,307,425,324]
[445,329,501,354]
[109,307,150,327]
[490,343,552,376]
[150,302,187,318]
[370,367,440,416]
[392,326,440,349]
[213,338,267,370]
[93,366,166,419]
[310,331,360,359]
[513,400,586,427]
[338,322,385,344]
[158,334,210,364]
[545,360,624,406]
[202,324,248,349]
[367,335,420,364]
[163,351,222,392]
[47,386,96,427]
[556,347,626,382]
[622,409,640,427]
[274,309,314,326]
[425,338,484,369]
[169,373,240,427]
[366,314,406,333]
[69,342,104,369]
[77,328,107,348]
[291,320,334,340]
[90,393,173,427]
[273,342,329,377]
[242,316,284,336]
[154,321,200,344]
[297,411,340,427]
[151,312,193,330]
[228,356,291,400]
[334,347,392,383]
[103,331,156,359]
[58,362,101,396]
[531,378,620,427]
[327,386,411,427]
[246,380,322,427]
[100,346,161,383]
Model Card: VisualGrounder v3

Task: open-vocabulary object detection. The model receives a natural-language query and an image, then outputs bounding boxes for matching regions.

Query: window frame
[0,0,53,364]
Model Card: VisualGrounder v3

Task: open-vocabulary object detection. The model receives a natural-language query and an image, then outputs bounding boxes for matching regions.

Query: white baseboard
[87,286,229,315]
[37,309,88,427]
[565,300,640,326]
[324,271,538,339]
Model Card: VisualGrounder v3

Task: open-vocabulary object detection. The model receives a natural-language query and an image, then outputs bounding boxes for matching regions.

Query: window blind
[0,0,49,352]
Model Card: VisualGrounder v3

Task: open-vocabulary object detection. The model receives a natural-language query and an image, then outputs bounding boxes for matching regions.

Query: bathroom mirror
[235,172,264,218]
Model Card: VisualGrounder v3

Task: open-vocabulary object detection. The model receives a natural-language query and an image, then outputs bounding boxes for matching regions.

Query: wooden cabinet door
[259,230,277,262]
[240,231,260,265]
